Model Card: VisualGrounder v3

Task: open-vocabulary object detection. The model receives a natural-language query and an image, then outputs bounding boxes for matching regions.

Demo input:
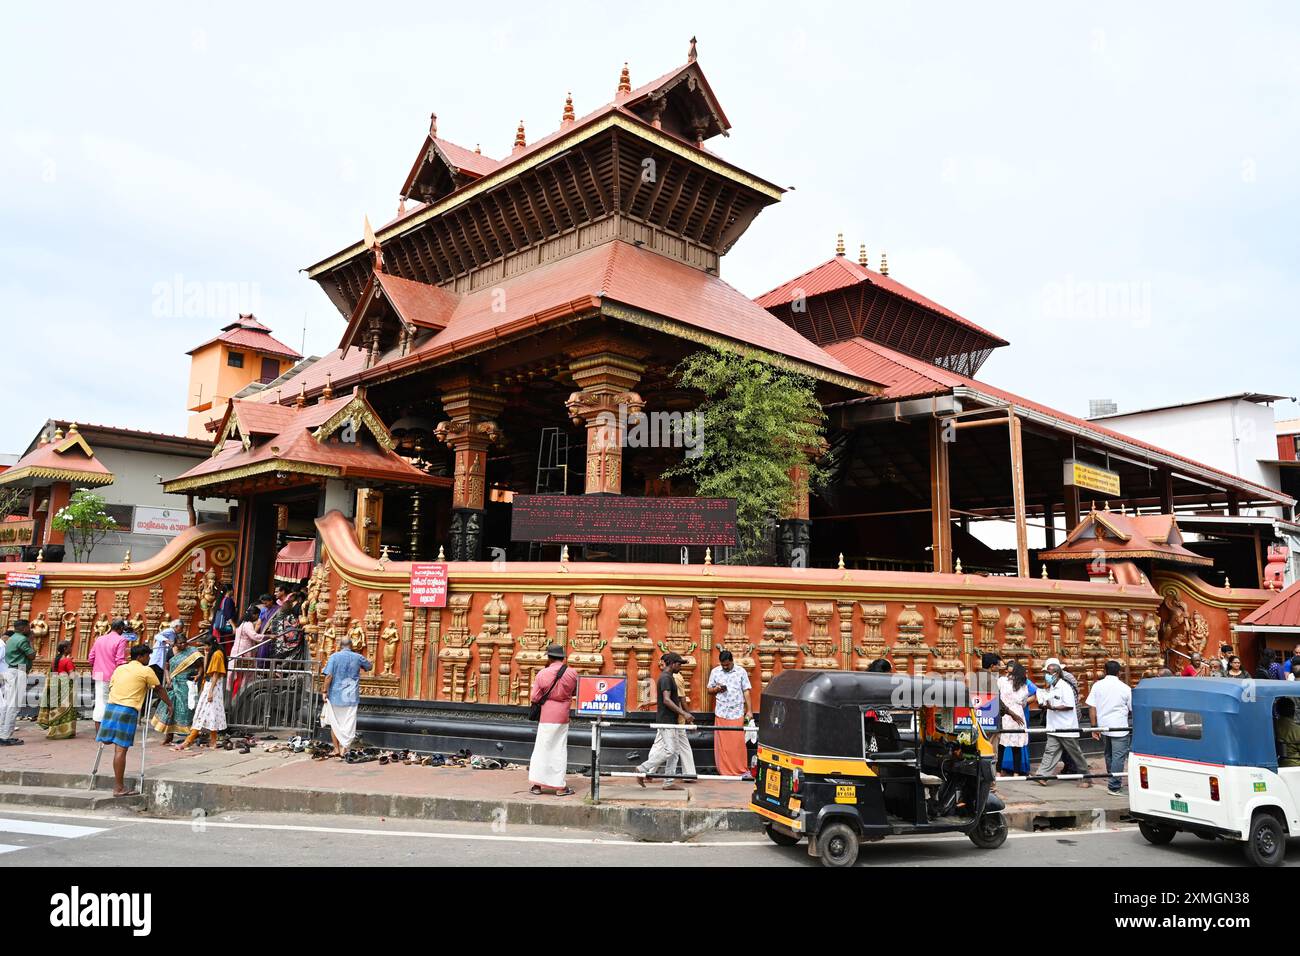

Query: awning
[275,539,316,583]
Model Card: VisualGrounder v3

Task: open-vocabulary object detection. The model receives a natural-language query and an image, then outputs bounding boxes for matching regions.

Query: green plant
[664,348,827,563]
[51,489,117,562]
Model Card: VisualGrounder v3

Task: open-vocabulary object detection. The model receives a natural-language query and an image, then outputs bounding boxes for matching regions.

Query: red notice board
[409,563,448,608]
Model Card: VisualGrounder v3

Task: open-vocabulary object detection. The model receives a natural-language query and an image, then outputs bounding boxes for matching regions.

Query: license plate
[1170,799,1188,813]
[765,768,782,798]
[835,785,857,804]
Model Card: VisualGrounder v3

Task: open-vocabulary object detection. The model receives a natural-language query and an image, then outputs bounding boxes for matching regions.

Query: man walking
[1086,659,1133,794]
[1035,658,1091,788]
[87,619,129,733]
[320,636,372,756]
[636,652,694,790]
[95,643,163,796]
[527,644,578,795]
[0,619,35,745]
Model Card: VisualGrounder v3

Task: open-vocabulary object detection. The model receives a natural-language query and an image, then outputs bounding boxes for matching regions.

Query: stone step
[0,784,143,811]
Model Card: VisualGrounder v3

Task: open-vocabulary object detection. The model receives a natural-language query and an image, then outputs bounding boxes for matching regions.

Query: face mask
[1046,673,1058,686]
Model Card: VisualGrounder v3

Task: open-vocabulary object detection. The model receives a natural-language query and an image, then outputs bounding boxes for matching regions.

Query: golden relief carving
[836,600,854,669]
[144,585,165,639]
[439,593,474,702]
[1001,607,1030,658]
[569,594,606,674]
[77,592,99,666]
[381,619,401,676]
[658,596,696,704]
[855,603,887,667]
[364,594,383,660]
[891,604,933,674]
[30,613,50,660]
[802,601,837,670]
[475,593,514,702]
[759,600,797,688]
[515,593,551,705]
[932,605,962,673]
[720,598,755,669]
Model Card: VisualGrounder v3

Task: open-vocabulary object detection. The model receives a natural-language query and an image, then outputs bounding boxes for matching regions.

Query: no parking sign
[576,676,627,718]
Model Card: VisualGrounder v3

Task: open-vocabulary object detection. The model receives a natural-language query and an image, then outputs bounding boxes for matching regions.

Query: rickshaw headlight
[1139,765,1149,789]
[1209,776,1220,802]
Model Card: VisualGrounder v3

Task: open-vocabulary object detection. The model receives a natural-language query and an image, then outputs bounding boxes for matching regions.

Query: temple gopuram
[4,41,1295,726]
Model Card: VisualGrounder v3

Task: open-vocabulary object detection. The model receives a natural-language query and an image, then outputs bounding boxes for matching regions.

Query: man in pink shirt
[527,644,578,796]
[87,619,128,733]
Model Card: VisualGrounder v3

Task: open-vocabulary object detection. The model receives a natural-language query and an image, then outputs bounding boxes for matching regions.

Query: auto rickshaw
[750,669,1007,867]
[1129,677,1300,866]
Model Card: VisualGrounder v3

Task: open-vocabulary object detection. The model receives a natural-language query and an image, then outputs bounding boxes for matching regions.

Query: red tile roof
[827,335,1292,504]
[755,254,1008,345]
[375,272,457,330]
[1039,510,1212,567]
[358,241,871,388]
[188,319,302,360]
[0,426,114,487]
[1241,580,1300,629]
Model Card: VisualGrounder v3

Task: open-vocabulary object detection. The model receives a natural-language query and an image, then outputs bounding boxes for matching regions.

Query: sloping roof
[166,391,449,494]
[352,240,875,391]
[188,314,303,360]
[0,425,114,488]
[755,254,1008,345]
[1039,509,1212,567]
[827,336,1292,505]
[1241,580,1300,630]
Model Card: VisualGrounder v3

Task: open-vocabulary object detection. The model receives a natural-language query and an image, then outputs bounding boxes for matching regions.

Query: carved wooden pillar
[565,347,645,495]
[435,381,504,561]
[929,416,953,572]
[776,464,812,568]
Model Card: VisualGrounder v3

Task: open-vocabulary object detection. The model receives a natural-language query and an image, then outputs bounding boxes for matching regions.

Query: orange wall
[186,343,288,438]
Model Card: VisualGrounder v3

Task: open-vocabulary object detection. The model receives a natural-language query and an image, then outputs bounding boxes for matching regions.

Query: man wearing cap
[1034,658,1091,788]
[96,643,164,796]
[87,619,130,734]
[320,636,372,756]
[636,652,695,790]
[527,644,579,795]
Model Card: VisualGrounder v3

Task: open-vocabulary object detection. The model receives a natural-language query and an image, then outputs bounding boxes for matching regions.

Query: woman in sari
[151,633,203,745]
[176,635,228,750]
[37,641,78,740]
[266,595,305,664]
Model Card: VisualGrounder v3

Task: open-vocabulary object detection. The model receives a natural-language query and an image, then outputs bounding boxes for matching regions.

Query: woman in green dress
[37,641,78,740]
[152,633,203,744]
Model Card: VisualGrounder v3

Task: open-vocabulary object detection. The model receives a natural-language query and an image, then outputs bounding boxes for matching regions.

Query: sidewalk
[0,722,1130,842]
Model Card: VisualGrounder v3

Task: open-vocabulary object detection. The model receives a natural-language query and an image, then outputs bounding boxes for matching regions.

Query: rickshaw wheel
[1242,813,1286,867]
[816,821,860,868]
[1138,820,1177,845]
[765,823,801,847]
[967,812,1008,849]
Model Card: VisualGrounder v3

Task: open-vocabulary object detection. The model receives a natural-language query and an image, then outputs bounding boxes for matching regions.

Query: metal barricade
[224,644,320,735]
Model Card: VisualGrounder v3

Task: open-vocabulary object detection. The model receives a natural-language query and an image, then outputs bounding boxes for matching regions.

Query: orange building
[185,314,302,438]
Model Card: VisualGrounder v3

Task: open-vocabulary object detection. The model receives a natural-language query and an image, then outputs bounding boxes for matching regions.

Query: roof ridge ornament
[513,119,527,153]
[617,62,631,98]
[429,112,437,137]
[363,215,384,273]
[835,232,845,256]
[879,251,889,276]
[322,373,334,400]
[858,243,868,267]
[687,36,697,62]
[561,92,575,126]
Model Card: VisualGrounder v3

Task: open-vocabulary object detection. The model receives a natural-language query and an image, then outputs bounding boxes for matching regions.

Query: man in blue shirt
[320,637,371,756]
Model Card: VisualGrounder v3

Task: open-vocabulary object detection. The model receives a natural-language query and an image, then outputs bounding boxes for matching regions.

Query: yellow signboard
[1064,460,1121,497]
[0,520,35,548]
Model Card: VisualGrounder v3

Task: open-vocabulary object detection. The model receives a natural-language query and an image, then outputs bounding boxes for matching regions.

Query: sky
[2,0,1298,455]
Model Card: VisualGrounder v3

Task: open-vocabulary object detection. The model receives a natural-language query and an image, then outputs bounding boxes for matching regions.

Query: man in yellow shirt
[96,644,166,796]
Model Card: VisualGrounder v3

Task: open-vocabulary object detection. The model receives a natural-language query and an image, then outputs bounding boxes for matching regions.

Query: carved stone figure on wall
[1158,588,1191,655]
[197,567,220,633]
[30,613,50,658]
[381,619,401,675]
[348,619,367,656]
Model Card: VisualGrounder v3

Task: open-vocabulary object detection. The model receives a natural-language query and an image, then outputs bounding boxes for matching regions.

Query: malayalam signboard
[408,562,448,608]
[576,675,627,718]
[511,495,738,547]
[0,520,35,549]
[133,507,191,537]
[1063,459,1121,497]
[4,572,43,590]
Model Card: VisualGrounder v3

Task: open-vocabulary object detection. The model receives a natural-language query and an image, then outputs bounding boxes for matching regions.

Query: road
[0,807,1286,867]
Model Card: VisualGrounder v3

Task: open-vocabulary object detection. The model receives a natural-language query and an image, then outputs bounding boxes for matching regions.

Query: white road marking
[0,845,25,854]
[0,806,1136,850]
[0,818,106,839]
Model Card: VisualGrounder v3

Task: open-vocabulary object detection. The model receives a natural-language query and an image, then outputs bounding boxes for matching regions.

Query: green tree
[664,348,827,563]
[50,489,117,562]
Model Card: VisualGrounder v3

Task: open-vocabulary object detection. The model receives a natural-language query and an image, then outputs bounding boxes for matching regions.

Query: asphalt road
[0,807,1288,867]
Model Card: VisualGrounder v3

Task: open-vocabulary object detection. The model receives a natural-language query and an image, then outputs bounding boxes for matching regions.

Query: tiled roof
[1039,510,1212,567]
[375,272,458,330]
[0,426,114,487]
[755,254,1008,345]
[1241,580,1300,629]
[188,324,302,360]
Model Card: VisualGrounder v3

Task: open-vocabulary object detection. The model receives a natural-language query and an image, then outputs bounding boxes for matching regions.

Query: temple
[4,41,1295,725]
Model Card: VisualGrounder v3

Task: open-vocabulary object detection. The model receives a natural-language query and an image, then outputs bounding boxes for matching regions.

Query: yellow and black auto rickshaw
[750,669,1007,867]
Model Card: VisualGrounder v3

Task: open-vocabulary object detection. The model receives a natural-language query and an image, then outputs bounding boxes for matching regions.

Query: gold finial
[837,552,845,570]
[513,119,526,152]
[1224,576,1232,591]
[561,92,575,125]
[617,62,631,96]
[558,544,570,572]
[294,383,307,409]
[687,36,697,62]
[702,546,713,575]
[474,143,481,154]
[377,544,391,570]
[436,544,446,562]
[1041,563,1048,579]
[954,557,962,574]
[321,373,334,400]
[858,243,868,267]
[67,422,79,434]
[121,549,132,571]
[52,425,65,442]
[879,251,889,276]
[1103,500,1111,511]
[835,232,845,256]
[1108,568,1116,584]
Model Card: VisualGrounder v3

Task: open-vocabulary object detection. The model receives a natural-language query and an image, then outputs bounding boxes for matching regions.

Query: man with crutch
[93,644,164,796]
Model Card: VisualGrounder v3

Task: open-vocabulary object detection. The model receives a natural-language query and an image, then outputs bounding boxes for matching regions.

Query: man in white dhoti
[527,644,578,795]
[320,637,371,756]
